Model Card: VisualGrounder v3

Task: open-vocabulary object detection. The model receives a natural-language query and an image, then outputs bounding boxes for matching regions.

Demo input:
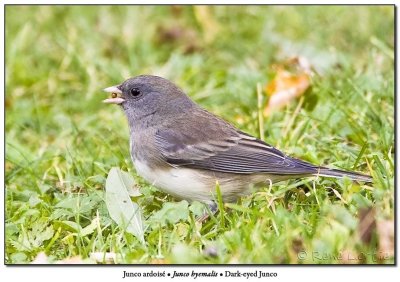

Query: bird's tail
[316,167,373,183]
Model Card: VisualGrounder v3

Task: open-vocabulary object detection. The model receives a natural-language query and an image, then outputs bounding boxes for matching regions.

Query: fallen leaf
[358,207,376,244]
[291,237,304,254]
[376,219,394,257]
[118,169,142,197]
[286,56,313,75]
[357,209,394,263]
[156,25,201,54]
[105,167,145,243]
[264,56,312,116]
[170,5,183,16]
[158,26,186,42]
[339,249,359,264]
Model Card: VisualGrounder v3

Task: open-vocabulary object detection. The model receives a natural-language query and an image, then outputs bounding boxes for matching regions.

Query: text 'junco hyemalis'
[103,75,372,206]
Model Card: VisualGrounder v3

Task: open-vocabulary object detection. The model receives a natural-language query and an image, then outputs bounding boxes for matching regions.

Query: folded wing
[155,126,317,175]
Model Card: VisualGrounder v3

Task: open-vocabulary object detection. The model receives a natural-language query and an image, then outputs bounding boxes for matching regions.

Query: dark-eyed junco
[103,75,372,206]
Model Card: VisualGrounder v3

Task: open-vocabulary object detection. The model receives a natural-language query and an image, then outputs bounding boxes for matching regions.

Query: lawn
[5,5,394,264]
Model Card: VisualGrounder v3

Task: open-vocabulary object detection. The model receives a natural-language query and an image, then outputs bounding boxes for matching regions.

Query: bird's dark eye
[130,88,141,97]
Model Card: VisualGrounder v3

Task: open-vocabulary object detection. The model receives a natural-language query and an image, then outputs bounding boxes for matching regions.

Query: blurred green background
[5,6,394,264]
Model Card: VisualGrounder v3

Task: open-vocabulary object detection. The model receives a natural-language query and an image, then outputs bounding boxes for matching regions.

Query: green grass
[5,6,394,264]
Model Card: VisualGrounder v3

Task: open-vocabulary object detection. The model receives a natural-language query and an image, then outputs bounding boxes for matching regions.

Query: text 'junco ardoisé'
[103,75,372,206]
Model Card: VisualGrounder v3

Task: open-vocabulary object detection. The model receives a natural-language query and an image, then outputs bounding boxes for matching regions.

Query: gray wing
[155,125,318,175]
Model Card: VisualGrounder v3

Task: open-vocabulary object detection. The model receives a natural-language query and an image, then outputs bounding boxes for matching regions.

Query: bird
[103,75,372,209]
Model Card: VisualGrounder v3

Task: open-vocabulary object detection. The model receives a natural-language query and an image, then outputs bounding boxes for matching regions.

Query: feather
[155,126,318,175]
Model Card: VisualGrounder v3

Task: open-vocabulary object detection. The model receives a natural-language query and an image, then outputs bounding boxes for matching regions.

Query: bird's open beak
[103,85,125,104]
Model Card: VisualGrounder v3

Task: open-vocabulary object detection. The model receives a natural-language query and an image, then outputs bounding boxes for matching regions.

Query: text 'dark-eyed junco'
[103,75,372,207]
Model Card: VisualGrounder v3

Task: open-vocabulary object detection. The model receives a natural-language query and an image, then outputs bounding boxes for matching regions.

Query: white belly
[134,160,215,203]
[132,160,282,203]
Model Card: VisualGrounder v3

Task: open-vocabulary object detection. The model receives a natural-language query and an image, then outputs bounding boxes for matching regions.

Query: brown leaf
[156,25,201,54]
[158,26,186,43]
[376,219,394,257]
[339,249,359,264]
[291,237,304,254]
[170,5,184,16]
[358,207,376,245]
[264,56,312,116]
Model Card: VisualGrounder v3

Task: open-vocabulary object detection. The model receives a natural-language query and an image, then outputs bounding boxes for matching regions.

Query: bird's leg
[196,202,218,223]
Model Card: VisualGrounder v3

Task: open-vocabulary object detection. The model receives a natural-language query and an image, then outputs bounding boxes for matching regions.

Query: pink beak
[103,85,125,104]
